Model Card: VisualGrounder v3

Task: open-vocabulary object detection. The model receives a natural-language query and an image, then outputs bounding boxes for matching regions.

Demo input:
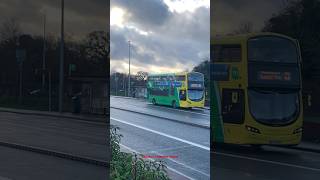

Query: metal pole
[16,38,23,104]
[19,63,23,104]
[128,40,131,97]
[115,73,118,96]
[59,0,65,113]
[123,74,125,96]
[42,13,46,89]
[49,71,52,112]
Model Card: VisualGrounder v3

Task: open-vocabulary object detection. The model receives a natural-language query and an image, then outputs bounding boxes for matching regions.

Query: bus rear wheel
[172,101,177,109]
[152,98,156,105]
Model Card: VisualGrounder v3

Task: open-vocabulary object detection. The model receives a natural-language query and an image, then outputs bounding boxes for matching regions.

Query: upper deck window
[212,44,242,62]
[248,36,298,63]
[175,75,186,81]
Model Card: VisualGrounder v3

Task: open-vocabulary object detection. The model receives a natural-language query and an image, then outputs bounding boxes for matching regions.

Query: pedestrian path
[0,107,106,122]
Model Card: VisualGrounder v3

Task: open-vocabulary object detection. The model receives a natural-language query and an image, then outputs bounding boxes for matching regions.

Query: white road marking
[120,143,196,180]
[214,151,320,172]
[111,117,210,151]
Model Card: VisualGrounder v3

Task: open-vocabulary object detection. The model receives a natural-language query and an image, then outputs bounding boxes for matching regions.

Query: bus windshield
[248,36,298,63]
[248,89,299,125]
[187,73,204,101]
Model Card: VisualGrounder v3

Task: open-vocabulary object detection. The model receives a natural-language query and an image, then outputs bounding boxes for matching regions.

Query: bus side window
[170,84,174,96]
[221,89,244,124]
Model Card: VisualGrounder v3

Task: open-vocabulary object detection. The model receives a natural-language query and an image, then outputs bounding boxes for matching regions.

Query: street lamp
[59,0,65,113]
[42,13,46,89]
[128,40,131,97]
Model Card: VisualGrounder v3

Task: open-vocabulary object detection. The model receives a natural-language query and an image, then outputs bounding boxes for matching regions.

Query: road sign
[16,49,26,64]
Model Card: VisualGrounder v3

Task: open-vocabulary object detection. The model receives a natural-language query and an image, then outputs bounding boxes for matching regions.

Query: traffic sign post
[16,48,26,104]
[16,48,26,64]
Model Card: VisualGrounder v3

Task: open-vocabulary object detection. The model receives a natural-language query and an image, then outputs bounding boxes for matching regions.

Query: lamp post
[128,40,131,97]
[59,0,65,113]
[42,13,46,89]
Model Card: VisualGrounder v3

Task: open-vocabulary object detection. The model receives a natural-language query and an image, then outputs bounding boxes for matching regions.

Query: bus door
[179,89,186,101]
[221,89,245,124]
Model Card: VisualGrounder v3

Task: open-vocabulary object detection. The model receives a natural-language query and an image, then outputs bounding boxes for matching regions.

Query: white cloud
[163,0,209,13]
[110,0,209,74]
[110,7,125,28]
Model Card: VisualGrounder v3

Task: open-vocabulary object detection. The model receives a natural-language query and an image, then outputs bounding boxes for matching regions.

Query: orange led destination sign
[259,71,291,81]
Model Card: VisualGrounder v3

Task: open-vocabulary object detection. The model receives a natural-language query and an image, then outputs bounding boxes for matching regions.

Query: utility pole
[128,40,131,97]
[42,13,46,89]
[123,74,125,96]
[115,73,118,96]
[16,37,25,105]
[49,71,52,112]
[59,0,65,113]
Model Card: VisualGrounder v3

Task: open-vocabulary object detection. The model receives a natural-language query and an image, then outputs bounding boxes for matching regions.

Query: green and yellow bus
[211,32,303,146]
[147,72,205,108]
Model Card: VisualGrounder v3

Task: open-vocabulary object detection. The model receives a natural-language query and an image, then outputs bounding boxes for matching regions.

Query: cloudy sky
[0,0,108,39]
[212,0,296,35]
[110,0,210,74]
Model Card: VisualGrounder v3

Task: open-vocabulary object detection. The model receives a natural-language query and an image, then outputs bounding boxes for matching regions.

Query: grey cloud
[111,0,171,30]
[0,0,108,38]
[110,27,132,60]
[212,0,289,35]
[110,4,209,72]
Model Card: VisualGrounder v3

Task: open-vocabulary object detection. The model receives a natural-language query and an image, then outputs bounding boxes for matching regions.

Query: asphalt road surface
[0,111,108,180]
[111,96,210,180]
[111,96,210,128]
[212,143,320,180]
[0,145,107,180]
[111,96,320,180]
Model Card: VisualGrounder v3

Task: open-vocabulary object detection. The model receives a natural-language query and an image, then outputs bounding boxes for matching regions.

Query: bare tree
[0,18,22,43]
[233,21,254,35]
[136,71,148,81]
[84,30,109,63]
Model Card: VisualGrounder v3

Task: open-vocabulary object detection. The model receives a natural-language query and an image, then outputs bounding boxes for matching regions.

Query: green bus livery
[147,72,205,108]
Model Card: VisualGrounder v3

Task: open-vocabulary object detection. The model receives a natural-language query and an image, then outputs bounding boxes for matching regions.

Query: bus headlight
[245,125,261,134]
[293,127,303,134]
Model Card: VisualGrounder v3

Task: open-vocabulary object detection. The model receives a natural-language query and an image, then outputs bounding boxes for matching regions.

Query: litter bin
[72,95,81,114]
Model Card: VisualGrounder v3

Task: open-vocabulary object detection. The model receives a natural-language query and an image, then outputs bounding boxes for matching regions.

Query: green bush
[110,126,170,180]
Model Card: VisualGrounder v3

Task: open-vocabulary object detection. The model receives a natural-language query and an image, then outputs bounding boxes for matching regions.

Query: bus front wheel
[172,101,177,109]
[152,98,156,105]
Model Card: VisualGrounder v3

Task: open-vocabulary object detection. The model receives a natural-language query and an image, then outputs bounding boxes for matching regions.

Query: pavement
[0,107,107,122]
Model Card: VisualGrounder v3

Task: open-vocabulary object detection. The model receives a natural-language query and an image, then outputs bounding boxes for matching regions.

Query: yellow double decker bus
[147,72,205,108]
[211,32,303,146]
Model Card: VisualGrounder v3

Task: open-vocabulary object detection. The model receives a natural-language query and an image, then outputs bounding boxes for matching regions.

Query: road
[110,96,210,180]
[0,145,107,180]
[212,144,320,180]
[111,96,320,180]
[111,96,210,128]
[0,111,108,180]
